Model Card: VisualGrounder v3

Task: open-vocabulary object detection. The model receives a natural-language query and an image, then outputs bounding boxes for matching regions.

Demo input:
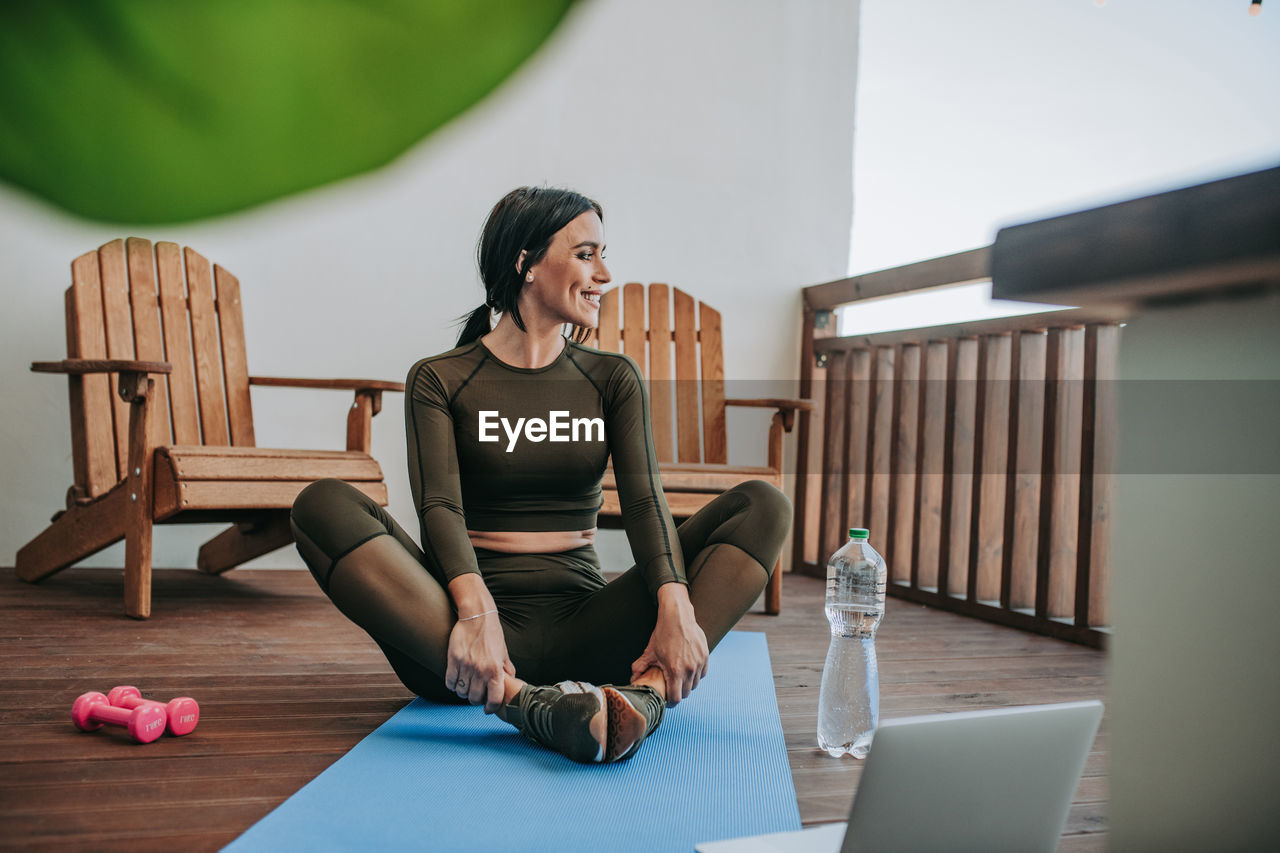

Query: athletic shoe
[501,681,608,763]
[599,684,665,762]
[500,680,664,763]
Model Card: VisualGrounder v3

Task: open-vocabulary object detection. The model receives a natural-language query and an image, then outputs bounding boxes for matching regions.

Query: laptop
[696,700,1103,853]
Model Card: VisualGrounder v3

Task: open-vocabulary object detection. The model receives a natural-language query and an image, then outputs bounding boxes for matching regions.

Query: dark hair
[455,186,604,347]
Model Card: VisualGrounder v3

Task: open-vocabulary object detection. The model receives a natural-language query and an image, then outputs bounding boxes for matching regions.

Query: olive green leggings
[290,478,791,703]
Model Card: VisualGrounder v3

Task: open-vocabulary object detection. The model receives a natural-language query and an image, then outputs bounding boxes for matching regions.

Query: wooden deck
[0,568,1106,851]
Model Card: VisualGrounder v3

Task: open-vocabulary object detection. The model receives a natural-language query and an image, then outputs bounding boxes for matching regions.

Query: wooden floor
[0,568,1106,851]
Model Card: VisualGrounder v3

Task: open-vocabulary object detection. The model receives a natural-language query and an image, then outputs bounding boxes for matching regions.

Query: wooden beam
[123,380,157,619]
[992,165,1280,308]
[866,347,894,559]
[890,343,920,586]
[1076,324,1120,628]
[793,304,834,577]
[818,351,850,565]
[886,582,1107,649]
[197,514,294,575]
[14,486,131,582]
[803,247,992,311]
[813,306,1130,354]
[345,391,378,454]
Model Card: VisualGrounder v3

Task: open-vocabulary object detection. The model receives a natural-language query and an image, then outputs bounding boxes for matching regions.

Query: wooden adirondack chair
[16,238,404,618]
[592,282,813,614]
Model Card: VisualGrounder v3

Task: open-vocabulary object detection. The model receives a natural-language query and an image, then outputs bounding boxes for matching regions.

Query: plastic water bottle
[817,528,887,758]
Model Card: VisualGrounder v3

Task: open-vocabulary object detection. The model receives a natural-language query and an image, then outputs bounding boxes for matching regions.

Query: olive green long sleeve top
[405,336,687,598]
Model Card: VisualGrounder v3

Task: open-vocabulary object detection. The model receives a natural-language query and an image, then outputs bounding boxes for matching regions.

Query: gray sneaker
[500,680,665,763]
[501,681,608,763]
[600,683,665,762]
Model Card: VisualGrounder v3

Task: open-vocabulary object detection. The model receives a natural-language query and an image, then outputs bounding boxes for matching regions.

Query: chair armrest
[32,359,172,375]
[724,397,814,434]
[33,359,172,403]
[249,376,406,393]
[250,376,405,452]
[724,397,814,412]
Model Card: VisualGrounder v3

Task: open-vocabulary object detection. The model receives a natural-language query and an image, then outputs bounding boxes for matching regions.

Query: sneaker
[500,680,665,763]
[501,681,608,763]
[599,684,665,762]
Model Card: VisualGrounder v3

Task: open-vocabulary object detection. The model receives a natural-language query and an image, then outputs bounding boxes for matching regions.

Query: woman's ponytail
[454,303,493,347]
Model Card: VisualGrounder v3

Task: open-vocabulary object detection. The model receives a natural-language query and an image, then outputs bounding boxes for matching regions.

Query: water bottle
[817,527,887,758]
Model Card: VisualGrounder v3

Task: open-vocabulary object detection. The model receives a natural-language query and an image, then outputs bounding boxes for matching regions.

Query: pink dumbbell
[107,686,199,736]
[71,691,167,744]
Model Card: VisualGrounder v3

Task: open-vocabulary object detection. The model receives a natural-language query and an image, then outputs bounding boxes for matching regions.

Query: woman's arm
[629,581,709,704]
[406,360,513,711]
[405,360,484,584]
[603,356,707,704]
[603,357,687,596]
[446,573,515,713]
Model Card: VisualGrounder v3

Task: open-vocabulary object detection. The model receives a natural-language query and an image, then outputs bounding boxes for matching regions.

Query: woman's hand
[630,582,708,706]
[446,613,514,713]
[446,574,514,714]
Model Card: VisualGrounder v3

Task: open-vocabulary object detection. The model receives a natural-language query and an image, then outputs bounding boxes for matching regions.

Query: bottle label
[826,555,886,637]
[827,559,885,601]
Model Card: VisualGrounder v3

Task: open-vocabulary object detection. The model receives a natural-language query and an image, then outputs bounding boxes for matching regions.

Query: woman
[290,186,792,764]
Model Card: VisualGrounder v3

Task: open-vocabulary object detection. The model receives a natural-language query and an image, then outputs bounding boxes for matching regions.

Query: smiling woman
[455,186,608,352]
[286,185,795,766]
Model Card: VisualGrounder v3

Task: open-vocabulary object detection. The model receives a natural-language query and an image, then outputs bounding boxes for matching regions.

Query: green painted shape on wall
[0,0,576,223]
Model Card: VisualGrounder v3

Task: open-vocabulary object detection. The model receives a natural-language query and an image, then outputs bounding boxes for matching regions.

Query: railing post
[818,350,850,569]
[1076,323,1119,628]
[793,304,834,576]
[891,343,921,587]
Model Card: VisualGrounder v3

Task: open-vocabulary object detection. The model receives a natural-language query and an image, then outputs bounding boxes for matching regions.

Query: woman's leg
[291,478,475,705]
[547,478,794,687]
[505,479,791,761]
[296,480,621,764]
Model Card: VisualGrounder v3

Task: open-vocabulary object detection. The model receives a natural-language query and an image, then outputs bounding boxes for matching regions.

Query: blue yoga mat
[227,631,800,852]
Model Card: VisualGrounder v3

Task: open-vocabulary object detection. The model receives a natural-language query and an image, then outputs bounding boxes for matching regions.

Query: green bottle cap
[849,528,869,539]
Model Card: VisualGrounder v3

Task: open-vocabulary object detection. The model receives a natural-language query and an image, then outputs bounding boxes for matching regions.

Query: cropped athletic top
[404,335,686,597]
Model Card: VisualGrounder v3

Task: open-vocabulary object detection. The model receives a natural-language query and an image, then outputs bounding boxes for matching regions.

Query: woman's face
[521,210,610,329]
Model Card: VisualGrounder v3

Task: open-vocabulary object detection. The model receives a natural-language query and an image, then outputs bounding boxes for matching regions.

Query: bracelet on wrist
[457,608,497,622]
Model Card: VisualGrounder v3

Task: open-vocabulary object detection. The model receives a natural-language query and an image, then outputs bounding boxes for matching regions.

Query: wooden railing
[793,249,1130,647]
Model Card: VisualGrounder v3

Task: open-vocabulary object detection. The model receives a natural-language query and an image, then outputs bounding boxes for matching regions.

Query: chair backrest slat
[59,239,258,495]
[647,284,674,462]
[596,282,730,466]
[671,288,702,463]
[596,288,619,352]
[156,242,201,445]
[621,283,646,367]
[184,247,230,446]
[98,240,135,480]
[215,264,255,446]
[67,251,117,498]
[126,238,172,445]
[698,300,727,464]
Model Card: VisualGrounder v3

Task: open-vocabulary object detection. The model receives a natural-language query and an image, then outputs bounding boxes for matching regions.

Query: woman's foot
[600,684,665,762]
[499,681,608,763]
[499,680,664,763]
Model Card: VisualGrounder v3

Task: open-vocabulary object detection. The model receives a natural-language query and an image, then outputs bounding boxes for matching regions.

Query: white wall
[839,0,1280,337]
[0,0,859,572]
[849,0,1280,274]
